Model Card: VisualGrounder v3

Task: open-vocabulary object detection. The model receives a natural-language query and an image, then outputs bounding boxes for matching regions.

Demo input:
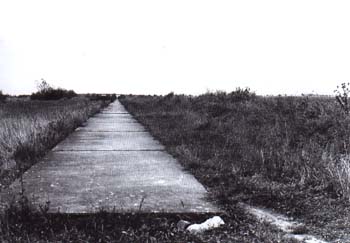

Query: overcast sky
[0,0,349,95]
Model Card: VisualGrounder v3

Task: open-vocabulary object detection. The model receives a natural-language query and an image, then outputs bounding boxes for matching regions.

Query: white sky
[0,0,349,95]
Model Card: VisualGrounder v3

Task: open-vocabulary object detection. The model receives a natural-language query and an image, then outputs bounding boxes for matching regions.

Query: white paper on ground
[187,216,225,233]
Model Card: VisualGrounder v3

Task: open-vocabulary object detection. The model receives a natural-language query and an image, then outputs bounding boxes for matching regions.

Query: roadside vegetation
[119,86,350,241]
[0,86,294,242]
[0,81,116,189]
[0,207,290,242]
[0,90,292,242]
[2,84,350,242]
[30,79,77,100]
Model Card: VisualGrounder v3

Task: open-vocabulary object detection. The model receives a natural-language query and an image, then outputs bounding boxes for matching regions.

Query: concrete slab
[94,113,134,121]
[53,132,163,151]
[1,100,220,214]
[3,151,216,213]
[100,101,129,113]
[87,117,138,124]
[94,113,132,117]
[78,122,145,132]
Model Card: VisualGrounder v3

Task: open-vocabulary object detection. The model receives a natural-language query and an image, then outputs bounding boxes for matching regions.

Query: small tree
[31,79,77,100]
[36,79,52,93]
[335,83,350,114]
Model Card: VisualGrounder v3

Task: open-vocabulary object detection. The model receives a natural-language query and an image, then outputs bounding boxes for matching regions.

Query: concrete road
[1,101,220,213]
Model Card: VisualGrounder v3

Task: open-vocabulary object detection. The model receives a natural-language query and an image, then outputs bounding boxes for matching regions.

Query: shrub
[0,90,8,102]
[30,79,77,100]
[229,87,256,102]
[163,92,174,99]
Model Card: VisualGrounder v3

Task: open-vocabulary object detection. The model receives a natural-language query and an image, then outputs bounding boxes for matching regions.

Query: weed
[334,82,350,114]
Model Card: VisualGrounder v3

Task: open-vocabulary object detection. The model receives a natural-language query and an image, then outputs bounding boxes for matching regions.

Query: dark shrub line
[30,79,77,100]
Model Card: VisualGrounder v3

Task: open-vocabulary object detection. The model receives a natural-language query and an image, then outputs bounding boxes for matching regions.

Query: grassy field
[0,96,110,189]
[2,91,350,242]
[0,93,298,242]
[119,92,350,241]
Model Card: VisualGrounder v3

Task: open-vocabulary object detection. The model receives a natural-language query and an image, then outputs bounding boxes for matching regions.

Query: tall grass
[0,97,108,188]
[326,154,350,198]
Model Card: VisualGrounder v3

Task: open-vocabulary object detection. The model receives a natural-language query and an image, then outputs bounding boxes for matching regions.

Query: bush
[30,79,77,100]
[0,90,7,102]
[163,92,174,99]
[229,87,256,102]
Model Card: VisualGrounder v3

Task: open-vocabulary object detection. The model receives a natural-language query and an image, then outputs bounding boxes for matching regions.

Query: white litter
[187,216,225,233]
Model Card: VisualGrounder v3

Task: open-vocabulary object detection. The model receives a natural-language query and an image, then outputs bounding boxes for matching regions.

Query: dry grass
[0,96,108,188]
[120,94,348,188]
[327,154,350,199]
[119,92,350,241]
